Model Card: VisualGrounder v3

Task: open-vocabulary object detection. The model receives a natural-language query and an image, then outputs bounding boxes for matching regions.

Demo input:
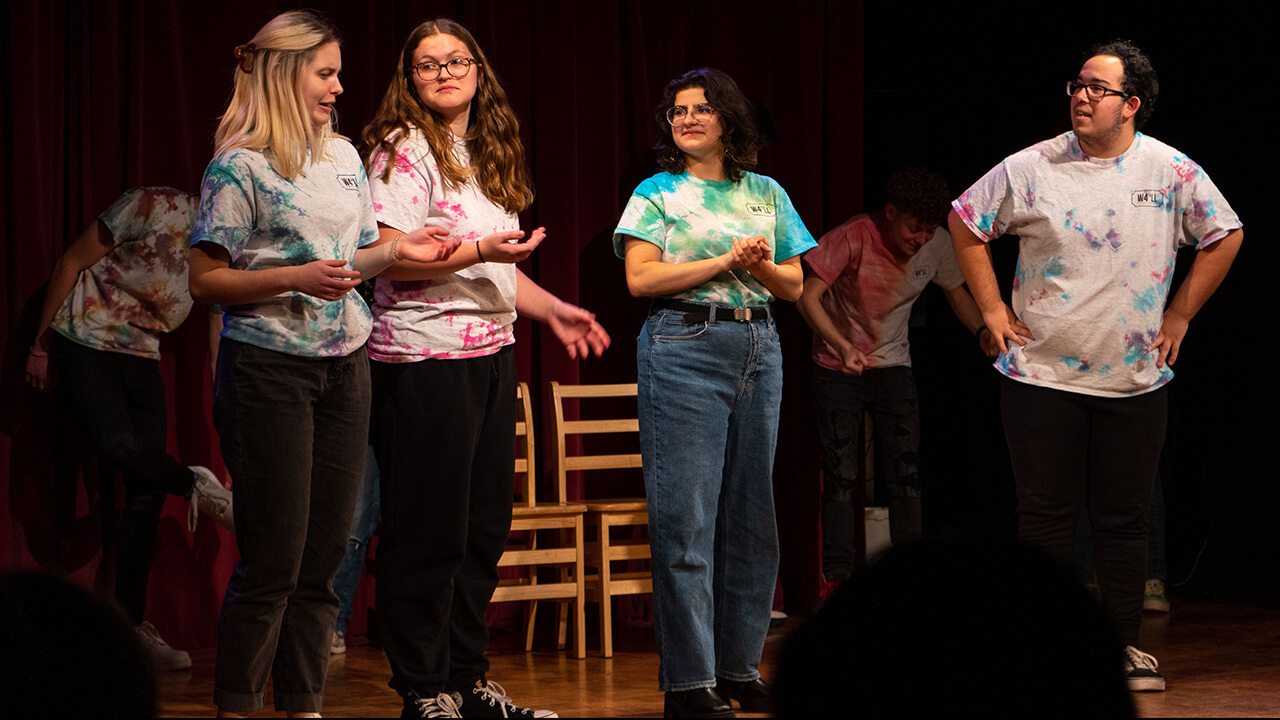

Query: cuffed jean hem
[213,688,265,713]
[665,679,718,693]
[715,669,761,683]
[274,692,324,713]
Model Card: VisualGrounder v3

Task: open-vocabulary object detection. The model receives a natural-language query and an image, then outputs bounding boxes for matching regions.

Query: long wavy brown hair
[360,18,533,216]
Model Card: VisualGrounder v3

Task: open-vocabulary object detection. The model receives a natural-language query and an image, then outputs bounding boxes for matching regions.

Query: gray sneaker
[136,621,191,672]
[188,466,234,533]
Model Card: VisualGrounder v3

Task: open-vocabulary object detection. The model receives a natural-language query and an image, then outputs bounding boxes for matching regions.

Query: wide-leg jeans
[637,308,782,692]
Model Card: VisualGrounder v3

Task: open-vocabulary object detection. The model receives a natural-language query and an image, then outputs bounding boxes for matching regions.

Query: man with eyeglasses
[949,40,1243,693]
[798,167,1000,586]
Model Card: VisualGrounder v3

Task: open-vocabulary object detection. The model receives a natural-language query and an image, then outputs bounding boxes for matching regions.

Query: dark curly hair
[653,68,759,183]
[1086,39,1159,129]
[885,167,951,226]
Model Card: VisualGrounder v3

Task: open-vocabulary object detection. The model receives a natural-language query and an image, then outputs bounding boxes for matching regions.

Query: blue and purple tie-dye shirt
[953,131,1241,397]
[192,140,379,358]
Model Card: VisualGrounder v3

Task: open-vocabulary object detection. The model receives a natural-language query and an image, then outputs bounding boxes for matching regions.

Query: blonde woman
[359,17,608,718]
[188,10,457,717]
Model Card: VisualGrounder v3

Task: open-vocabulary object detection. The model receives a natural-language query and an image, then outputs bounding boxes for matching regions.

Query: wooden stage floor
[156,600,1280,717]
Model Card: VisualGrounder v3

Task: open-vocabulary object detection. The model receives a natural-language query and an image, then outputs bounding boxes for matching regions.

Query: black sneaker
[1123,645,1166,692]
[402,690,463,718]
[459,680,558,718]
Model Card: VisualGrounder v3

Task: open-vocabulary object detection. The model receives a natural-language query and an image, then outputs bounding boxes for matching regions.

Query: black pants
[372,347,516,697]
[212,340,369,713]
[53,334,195,624]
[1001,376,1167,648]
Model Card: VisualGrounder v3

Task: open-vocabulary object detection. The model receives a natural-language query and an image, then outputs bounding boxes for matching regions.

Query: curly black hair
[1086,39,1159,129]
[885,167,951,226]
[653,68,759,183]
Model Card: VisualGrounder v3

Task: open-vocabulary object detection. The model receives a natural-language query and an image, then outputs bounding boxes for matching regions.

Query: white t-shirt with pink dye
[952,131,1241,398]
[368,129,517,362]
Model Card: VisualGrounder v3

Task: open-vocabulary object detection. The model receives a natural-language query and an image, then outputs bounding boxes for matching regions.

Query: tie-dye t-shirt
[367,129,517,362]
[612,171,817,305]
[952,131,1241,398]
[805,213,964,370]
[52,187,196,360]
[192,141,379,358]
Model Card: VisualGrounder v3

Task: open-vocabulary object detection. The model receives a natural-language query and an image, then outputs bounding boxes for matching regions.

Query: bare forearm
[34,258,81,350]
[625,254,733,298]
[1166,229,1243,321]
[797,280,851,353]
[750,258,804,302]
[944,285,988,336]
[370,226,480,281]
[514,268,560,322]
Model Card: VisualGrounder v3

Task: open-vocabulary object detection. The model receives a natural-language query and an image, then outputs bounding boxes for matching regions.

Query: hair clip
[233,43,256,74]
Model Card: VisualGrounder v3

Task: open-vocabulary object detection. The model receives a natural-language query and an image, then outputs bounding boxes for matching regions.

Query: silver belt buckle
[733,307,751,322]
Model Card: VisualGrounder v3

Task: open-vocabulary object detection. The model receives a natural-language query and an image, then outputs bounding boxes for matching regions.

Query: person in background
[25,185,235,672]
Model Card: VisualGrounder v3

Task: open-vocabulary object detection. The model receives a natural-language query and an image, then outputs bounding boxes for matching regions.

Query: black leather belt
[652,298,772,324]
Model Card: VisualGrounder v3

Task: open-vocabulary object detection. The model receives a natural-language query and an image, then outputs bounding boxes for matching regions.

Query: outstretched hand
[478,227,546,264]
[291,259,360,301]
[547,300,611,360]
[982,303,1035,356]
[399,225,461,263]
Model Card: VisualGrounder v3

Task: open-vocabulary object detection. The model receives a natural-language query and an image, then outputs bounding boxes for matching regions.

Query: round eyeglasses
[412,57,479,82]
[666,103,716,125]
[1066,80,1130,102]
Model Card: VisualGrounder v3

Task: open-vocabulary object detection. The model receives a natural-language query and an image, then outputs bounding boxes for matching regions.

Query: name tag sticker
[1131,189,1163,208]
[746,203,775,216]
[337,174,360,191]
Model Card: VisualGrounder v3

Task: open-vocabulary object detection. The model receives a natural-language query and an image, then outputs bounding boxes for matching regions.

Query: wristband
[390,233,404,263]
[476,242,487,263]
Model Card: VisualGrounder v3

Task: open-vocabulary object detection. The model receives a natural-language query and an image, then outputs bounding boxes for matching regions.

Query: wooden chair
[550,381,649,658]
[490,382,587,659]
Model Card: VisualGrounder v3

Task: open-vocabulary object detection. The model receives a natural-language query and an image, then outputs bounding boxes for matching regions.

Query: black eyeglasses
[411,57,479,82]
[1066,80,1130,102]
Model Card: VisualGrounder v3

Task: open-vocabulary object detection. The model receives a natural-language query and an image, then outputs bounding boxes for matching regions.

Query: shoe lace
[413,692,462,718]
[136,621,169,648]
[1125,646,1160,671]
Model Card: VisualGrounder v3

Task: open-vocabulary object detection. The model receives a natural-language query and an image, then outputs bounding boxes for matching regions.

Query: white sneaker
[466,680,558,718]
[331,630,347,655]
[136,621,192,671]
[404,691,463,718]
[1123,645,1166,692]
[188,466,234,533]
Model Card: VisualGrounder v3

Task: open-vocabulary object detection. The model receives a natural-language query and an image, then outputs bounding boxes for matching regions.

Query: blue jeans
[637,307,782,692]
[333,446,381,636]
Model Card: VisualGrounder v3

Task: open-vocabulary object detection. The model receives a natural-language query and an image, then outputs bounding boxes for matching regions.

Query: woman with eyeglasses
[359,17,609,718]
[614,68,816,718]
[188,10,458,717]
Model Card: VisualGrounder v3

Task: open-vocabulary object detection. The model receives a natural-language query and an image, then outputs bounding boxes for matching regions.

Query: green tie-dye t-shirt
[613,171,816,306]
[192,141,379,358]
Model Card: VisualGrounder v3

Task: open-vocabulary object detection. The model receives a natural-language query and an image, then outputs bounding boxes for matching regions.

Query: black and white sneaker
[1123,645,1166,692]
[460,680,558,718]
[402,690,463,718]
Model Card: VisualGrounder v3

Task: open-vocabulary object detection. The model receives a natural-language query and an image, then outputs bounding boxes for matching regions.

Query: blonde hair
[213,10,341,180]
[360,18,533,216]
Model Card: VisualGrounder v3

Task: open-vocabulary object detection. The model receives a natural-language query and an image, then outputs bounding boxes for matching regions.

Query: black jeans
[812,364,923,578]
[371,347,515,698]
[52,334,195,624]
[1000,376,1167,648]
[212,340,369,714]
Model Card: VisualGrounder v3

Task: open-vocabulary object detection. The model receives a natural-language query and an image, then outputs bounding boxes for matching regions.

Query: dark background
[1,1,1273,653]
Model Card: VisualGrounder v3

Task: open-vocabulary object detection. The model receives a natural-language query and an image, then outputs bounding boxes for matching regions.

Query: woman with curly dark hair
[614,68,816,718]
